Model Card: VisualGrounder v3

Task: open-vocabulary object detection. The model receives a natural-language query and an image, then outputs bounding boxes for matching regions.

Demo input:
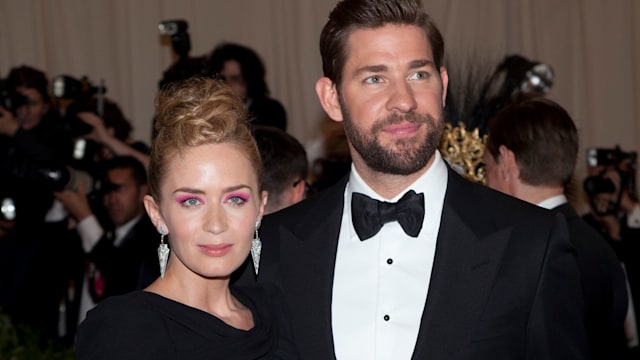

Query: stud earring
[251,220,262,276]
[157,225,170,279]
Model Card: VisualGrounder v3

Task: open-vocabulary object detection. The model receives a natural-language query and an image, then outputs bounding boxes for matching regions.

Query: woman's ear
[144,195,166,233]
[258,190,268,221]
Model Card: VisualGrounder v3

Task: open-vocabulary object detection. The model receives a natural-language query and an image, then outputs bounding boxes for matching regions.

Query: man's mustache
[372,112,433,132]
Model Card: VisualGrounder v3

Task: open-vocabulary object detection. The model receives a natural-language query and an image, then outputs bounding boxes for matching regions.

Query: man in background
[483,97,629,359]
[252,125,308,214]
[55,155,158,335]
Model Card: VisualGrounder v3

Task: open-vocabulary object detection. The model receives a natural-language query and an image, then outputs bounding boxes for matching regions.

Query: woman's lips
[198,243,233,257]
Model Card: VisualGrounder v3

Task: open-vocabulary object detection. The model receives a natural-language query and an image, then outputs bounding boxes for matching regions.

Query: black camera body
[586,147,637,168]
[584,146,638,216]
[52,75,107,137]
[158,20,191,57]
[158,19,208,88]
[0,78,28,114]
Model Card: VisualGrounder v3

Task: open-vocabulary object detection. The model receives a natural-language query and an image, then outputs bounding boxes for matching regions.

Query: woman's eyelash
[226,193,250,205]
[176,195,202,207]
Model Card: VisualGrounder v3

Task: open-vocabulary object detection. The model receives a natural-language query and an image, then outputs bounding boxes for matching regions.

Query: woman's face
[146,142,265,279]
[219,60,248,101]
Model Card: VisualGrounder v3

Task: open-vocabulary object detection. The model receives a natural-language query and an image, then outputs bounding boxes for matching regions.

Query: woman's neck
[145,268,253,330]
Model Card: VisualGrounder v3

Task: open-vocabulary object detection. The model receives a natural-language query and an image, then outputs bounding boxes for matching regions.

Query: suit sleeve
[526,213,590,360]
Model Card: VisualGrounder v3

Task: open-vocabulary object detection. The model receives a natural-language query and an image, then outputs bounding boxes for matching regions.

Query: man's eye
[364,75,383,84]
[409,71,429,80]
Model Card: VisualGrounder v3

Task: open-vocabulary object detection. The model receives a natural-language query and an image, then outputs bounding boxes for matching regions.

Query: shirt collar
[537,194,567,210]
[114,214,143,245]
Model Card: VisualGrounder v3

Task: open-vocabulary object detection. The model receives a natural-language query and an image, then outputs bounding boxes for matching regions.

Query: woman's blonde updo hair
[148,76,262,202]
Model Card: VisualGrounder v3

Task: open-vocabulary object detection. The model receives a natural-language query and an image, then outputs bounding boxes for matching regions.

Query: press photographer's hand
[76,111,110,143]
[0,106,20,136]
[54,178,92,222]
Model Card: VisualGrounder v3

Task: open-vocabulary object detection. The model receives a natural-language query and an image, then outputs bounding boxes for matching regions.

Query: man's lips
[382,121,422,136]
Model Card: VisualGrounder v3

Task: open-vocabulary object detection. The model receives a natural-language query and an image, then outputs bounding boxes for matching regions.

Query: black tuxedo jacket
[553,203,628,359]
[89,214,159,298]
[240,167,589,359]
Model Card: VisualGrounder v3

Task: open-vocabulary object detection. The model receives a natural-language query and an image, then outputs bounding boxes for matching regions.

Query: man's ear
[291,179,307,204]
[315,77,343,122]
[439,66,449,108]
[499,145,518,179]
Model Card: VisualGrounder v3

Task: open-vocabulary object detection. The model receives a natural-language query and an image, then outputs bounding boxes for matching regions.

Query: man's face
[15,86,48,131]
[335,24,448,175]
[219,60,248,101]
[103,168,146,226]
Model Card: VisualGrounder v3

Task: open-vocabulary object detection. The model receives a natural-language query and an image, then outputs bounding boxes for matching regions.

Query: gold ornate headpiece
[439,122,487,184]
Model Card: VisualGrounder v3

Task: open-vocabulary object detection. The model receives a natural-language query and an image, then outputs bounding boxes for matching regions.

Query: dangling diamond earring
[251,220,262,276]
[157,225,170,279]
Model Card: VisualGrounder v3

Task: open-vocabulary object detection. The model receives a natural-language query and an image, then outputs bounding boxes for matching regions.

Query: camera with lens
[158,19,208,88]
[52,75,107,138]
[586,147,636,169]
[583,146,638,216]
[158,20,190,57]
[0,78,28,115]
[48,75,114,182]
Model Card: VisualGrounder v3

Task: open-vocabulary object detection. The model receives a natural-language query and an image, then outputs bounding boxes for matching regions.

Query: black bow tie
[351,190,425,241]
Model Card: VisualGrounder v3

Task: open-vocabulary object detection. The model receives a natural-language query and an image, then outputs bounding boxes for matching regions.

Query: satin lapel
[412,179,512,360]
[279,180,346,360]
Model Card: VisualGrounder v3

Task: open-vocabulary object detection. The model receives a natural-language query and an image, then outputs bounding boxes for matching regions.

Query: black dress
[76,285,297,359]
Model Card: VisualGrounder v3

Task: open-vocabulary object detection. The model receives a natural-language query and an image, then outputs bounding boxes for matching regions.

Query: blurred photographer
[583,148,639,241]
[0,65,76,347]
[68,99,150,173]
[52,76,150,174]
[208,42,288,131]
[0,66,73,191]
[583,147,640,355]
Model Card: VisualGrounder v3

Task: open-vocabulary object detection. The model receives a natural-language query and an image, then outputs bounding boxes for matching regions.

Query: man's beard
[339,96,444,175]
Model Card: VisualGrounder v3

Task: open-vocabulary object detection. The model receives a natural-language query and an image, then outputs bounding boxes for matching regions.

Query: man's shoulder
[118,214,157,250]
[554,204,600,237]
[446,170,553,223]
[553,203,622,262]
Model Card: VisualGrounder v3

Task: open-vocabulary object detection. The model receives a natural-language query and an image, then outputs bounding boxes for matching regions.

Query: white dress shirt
[332,151,448,360]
